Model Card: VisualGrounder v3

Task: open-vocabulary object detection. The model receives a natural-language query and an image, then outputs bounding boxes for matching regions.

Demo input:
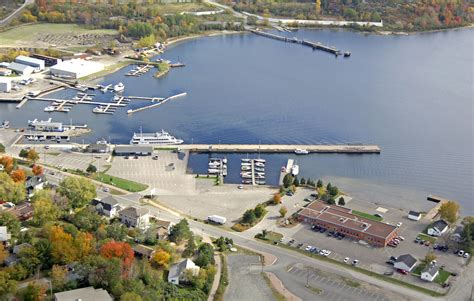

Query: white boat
[222,158,228,164]
[130,129,184,145]
[44,106,55,112]
[209,162,221,167]
[241,159,251,163]
[255,158,266,163]
[295,148,310,155]
[208,169,220,174]
[97,138,108,144]
[241,162,251,166]
[113,95,121,101]
[93,106,107,113]
[255,167,265,172]
[291,164,299,176]
[113,82,125,93]
[255,180,266,185]
[241,166,251,171]
[255,162,265,168]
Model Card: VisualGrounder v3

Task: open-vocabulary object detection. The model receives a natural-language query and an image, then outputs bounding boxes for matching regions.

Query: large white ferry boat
[130,129,184,145]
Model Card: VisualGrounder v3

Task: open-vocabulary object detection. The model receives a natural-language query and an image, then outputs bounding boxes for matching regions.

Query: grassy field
[417,233,437,243]
[352,210,383,222]
[94,172,148,192]
[149,3,215,14]
[0,23,117,45]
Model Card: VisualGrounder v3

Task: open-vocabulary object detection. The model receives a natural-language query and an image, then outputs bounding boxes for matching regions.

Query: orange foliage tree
[10,169,26,183]
[0,156,14,174]
[49,225,76,264]
[99,241,134,274]
[32,165,43,176]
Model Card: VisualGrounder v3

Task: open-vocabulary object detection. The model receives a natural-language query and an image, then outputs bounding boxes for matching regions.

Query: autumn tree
[51,265,68,292]
[10,169,26,183]
[99,241,134,274]
[0,155,15,173]
[58,176,96,209]
[32,165,43,176]
[273,193,282,204]
[33,198,59,226]
[279,206,288,218]
[422,252,437,265]
[74,232,94,259]
[0,244,8,264]
[0,271,17,297]
[121,292,143,301]
[0,173,26,204]
[439,201,460,224]
[49,225,76,264]
[26,149,39,163]
[18,283,46,301]
[316,0,321,15]
[151,248,171,268]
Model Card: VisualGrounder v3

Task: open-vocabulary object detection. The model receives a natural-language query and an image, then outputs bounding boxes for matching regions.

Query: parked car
[464,252,470,258]
[384,271,394,276]
[344,257,350,263]
[288,239,295,245]
[305,245,313,252]
[397,269,408,275]
[152,155,159,160]
[374,213,383,218]
[352,259,359,266]
[390,256,397,261]
[297,243,304,248]
[398,236,405,241]
[397,222,403,227]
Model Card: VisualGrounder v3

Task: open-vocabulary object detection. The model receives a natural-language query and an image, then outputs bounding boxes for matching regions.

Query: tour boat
[130,129,184,145]
[294,148,310,155]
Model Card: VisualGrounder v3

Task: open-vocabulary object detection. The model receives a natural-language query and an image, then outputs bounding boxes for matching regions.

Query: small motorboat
[241,166,251,171]
[93,106,107,113]
[241,159,251,163]
[44,106,55,112]
[113,82,125,93]
[295,148,310,155]
[291,164,299,176]
[255,162,265,168]
[255,158,266,163]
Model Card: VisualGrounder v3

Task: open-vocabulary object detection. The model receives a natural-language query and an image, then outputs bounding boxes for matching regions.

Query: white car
[464,253,470,258]
[397,222,403,227]
[458,250,465,257]
[344,257,350,263]
[319,250,326,256]
[305,245,313,252]
[352,259,359,266]
[323,250,332,257]
[398,236,405,241]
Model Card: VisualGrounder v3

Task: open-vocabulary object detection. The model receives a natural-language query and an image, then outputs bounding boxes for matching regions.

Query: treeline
[224,0,473,31]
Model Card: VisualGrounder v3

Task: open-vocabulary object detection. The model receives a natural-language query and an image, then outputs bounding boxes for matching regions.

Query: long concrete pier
[126,92,187,115]
[179,144,380,154]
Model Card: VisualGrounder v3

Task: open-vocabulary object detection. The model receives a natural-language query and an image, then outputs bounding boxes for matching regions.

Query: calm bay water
[0,28,472,213]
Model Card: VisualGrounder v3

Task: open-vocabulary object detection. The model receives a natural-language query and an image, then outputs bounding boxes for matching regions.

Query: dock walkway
[180,144,380,154]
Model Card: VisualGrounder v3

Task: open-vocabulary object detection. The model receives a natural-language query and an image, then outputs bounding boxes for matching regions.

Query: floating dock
[126,92,187,115]
[249,29,345,55]
[180,144,380,154]
[279,159,294,185]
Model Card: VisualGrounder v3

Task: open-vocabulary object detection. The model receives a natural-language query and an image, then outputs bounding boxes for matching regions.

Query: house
[408,211,422,221]
[394,254,417,272]
[25,175,47,197]
[91,196,121,218]
[451,226,465,242]
[0,226,11,242]
[427,220,449,237]
[119,206,150,229]
[155,219,172,240]
[132,244,155,259]
[168,259,200,285]
[54,287,113,301]
[421,262,439,282]
[9,202,34,221]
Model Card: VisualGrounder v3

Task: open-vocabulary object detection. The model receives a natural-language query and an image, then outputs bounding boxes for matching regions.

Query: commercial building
[8,62,34,75]
[114,145,153,156]
[298,201,398,247]
[0,67,12,76]
[28,118,63,132]
[0,78,11,92]
[15,55,45,72]
[54,287,113,301]
[50,59,104,79]
[87,143,110,153]
[31,54,62,67]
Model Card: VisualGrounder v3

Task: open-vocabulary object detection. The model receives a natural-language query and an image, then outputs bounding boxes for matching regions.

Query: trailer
[207,215,227,225]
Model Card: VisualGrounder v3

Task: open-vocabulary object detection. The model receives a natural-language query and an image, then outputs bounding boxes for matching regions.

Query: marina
[241,158,266,185]
[125,64,154,77]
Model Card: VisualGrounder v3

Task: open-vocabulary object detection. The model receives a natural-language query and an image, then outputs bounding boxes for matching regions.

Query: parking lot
[275,192,469,293]
[107,150,196,195]
[40,150,110,172]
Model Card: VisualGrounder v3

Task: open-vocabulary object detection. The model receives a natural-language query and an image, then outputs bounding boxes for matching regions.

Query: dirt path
[264,272,302,301]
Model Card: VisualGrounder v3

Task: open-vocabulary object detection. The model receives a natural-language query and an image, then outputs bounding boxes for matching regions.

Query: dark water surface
[1,28,472,213]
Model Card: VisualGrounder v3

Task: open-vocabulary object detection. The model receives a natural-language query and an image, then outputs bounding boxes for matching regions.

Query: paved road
[0,0,35,27]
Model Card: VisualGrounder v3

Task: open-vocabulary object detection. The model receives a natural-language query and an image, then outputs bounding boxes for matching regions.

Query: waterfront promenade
[179,144,381,154]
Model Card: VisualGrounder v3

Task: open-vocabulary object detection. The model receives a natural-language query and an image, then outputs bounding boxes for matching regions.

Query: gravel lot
[224,254,274,301]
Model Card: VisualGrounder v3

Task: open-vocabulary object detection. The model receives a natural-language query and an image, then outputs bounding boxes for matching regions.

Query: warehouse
[298,201,398,247]
[8,62,34,75]
[50,59,104,79]
[31,54,62,67]
[0,78,12,92]
[15,55,45,72]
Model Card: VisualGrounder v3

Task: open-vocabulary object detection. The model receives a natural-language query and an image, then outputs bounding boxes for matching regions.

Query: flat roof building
[54,287,112,301]
[8,62,34,75]
[0,78,11,92]
[31,54,62,67]
[28,118,63,132]
[114,145,153,156]
[15,55,45,71]
[50,59,104,79]
[298,201,398,247]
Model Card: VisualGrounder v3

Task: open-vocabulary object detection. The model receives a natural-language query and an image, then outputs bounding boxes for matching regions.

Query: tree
[0,143,5,153]
[279,206,288,218]
[26,149,39,163]
[86,164,97,174]
[18,283,45,301]
[74,232,94,259]
[327,197,336,205]
[182,236,196,258]
[326,183,332,192]
[106,222,128,241]
[316,0,321,15]
[168,219,191,243]
[31,189,52,203]
[121,292,143,301]
[438,201,459,224]
[0,244,7,264]
[100,241,134,274]
[329,186,339,196]
[300,177,306,185]
[293,176,299,187]
[58,177,96,209]
[17,246,42,278]
[338,197,345,206]
[242,209,256,224]
[0,212,21,238]
[282,174,294,188]
[10,169,26,183]
[33,198,59,226]
[195,243,214,268]
[19,149,29,159]
[273,193,282,204]
[0,271,17,298]
[422,252,437,265]
[254,204,265,218]
[77,255,122,291]
[49,226,76,264]
[151,248,171,268]
[32,165,43,176]
[69,206,103,232]
[51,265,68,292]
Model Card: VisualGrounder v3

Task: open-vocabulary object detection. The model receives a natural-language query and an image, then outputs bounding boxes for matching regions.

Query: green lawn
[0,23,117,45]
[417,233,437,243]
[411,264,424,276]
[434,269,451,285]
[94,173,148,192]
[352,210,383,222]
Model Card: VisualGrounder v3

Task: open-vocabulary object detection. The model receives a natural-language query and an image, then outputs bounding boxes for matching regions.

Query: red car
[397,269,408,275]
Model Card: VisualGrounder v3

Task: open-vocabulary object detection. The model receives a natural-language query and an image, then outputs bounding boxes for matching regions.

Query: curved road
[0,0,35,27]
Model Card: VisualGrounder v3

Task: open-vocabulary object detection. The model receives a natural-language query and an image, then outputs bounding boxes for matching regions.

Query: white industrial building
[0,78,12,92]
[50,59,104,79]
[8,62,34,75]
[15,55,45,72]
